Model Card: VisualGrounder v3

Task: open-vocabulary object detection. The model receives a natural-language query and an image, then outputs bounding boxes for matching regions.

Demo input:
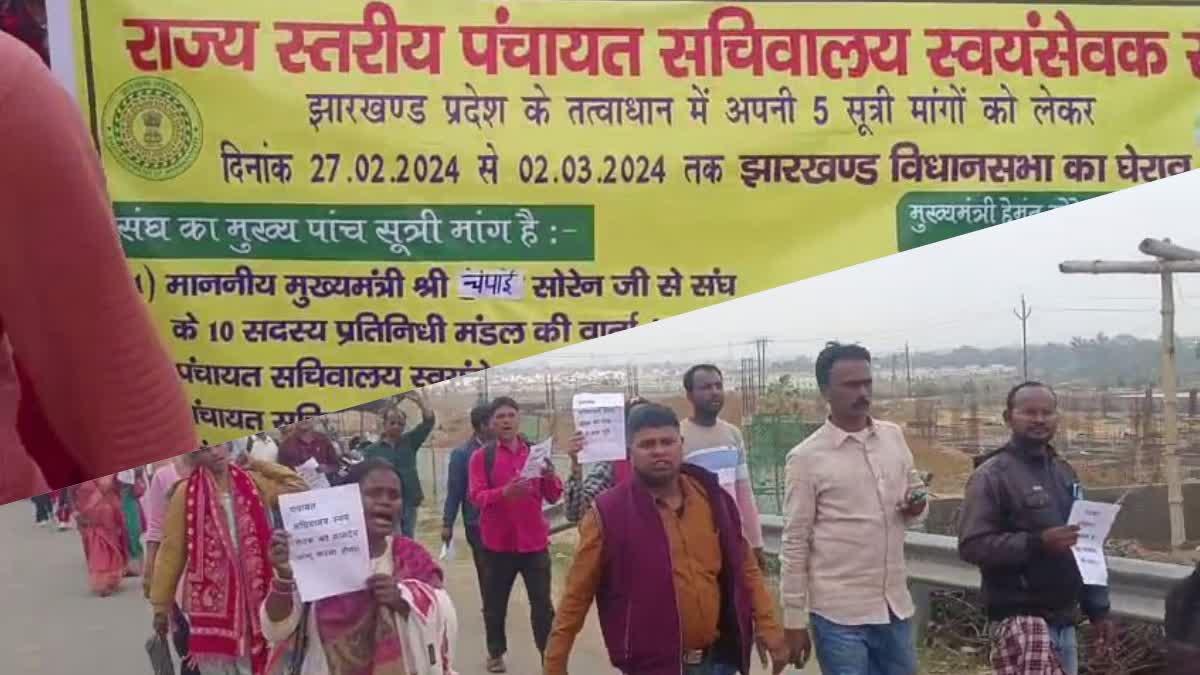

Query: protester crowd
[0,6,1169,674]
[27,340,1163,674]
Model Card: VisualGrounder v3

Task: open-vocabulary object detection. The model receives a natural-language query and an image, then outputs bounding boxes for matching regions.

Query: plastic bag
[145,633,176,675]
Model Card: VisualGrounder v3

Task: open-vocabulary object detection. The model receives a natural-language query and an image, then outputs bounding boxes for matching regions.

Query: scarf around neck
[184,465,273,674]
[261,535,444,675]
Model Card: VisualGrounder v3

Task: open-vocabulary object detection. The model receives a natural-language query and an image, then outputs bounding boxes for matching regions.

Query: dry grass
[906,436,976,497]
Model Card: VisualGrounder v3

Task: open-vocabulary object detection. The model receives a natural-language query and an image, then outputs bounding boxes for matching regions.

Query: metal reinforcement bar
[547,508,1194,625]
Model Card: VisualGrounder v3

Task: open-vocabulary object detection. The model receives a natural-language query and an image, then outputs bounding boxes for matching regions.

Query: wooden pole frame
[1059,238,1188,548]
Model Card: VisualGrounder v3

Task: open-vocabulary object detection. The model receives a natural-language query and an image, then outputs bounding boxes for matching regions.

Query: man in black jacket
[442,403,493,615]
[957,382,1115,675]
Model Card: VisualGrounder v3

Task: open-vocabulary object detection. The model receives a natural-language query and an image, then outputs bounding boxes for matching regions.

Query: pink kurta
[143,463,180,544]
[0,33,198,505]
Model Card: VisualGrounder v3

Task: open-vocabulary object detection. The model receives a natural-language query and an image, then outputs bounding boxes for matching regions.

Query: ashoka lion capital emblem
[102,77,203,181]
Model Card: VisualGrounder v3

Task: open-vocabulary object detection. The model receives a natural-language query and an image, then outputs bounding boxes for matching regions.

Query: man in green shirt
[364,390,436,538]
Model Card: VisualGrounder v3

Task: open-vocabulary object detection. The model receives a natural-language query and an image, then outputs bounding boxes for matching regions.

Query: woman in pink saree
[73,475,129,596]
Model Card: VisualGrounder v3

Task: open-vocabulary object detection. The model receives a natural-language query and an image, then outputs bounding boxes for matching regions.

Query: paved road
[0,500,814,674]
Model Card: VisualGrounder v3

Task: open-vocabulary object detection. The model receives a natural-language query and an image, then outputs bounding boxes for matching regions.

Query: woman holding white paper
[260,458,459,675]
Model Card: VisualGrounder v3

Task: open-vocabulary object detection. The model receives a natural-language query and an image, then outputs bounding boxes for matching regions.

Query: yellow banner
[63,0,1199,443]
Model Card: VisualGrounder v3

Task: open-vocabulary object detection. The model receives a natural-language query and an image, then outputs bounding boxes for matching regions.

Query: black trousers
[481,548,555,659]
[465,525,489,612]
[31,494,52,522]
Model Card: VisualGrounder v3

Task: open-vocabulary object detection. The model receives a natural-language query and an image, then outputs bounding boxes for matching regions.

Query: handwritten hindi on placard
[1067,499,1121,586]
[573,392,626,464]
[278,483,371,602]
[520,437,554,481]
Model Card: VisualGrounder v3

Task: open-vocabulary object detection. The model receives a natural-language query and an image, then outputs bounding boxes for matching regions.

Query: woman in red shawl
[71,475,129,596]
[260,458,457,675]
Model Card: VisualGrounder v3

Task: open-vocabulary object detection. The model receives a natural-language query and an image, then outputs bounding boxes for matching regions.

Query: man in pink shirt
[0,32,197,505]
[141,454,200,675]
[469,396,563,673]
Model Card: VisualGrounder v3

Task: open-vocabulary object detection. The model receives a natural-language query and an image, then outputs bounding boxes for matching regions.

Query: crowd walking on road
[26,340,1171,675]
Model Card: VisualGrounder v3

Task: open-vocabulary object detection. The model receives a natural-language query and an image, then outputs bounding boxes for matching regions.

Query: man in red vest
[545,403,792,675]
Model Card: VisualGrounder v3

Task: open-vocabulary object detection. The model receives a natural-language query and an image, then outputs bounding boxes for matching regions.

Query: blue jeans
[1048,624,1078,675]
[395,503,419,538]
[810,611,918,675]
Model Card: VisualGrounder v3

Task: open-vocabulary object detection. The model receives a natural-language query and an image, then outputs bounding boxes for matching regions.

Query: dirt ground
[907,436,976,497]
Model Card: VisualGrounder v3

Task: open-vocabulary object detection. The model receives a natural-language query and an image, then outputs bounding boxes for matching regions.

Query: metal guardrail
[760,515,1192,624]
[546,507,1195,625]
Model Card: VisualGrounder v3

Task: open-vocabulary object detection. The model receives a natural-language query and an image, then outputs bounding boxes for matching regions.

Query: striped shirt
[680,417,764,549]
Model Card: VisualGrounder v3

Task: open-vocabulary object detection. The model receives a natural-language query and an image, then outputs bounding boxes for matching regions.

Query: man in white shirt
[248,431,279,464]
[780,342,928,675]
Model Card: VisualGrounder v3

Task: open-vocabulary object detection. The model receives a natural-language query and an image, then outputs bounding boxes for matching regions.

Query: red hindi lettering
[926,10,1169,79]
[124,18,259,72]
[1186,32,1200,79]
[818,29,909,79]
[460,6,641,77]
[659,7,908,79]
[275,3,443,75]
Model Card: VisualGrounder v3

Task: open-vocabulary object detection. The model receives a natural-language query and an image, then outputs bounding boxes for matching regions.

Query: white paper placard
[520,437,554,481]
[278,484,371,602]
[1068,499,1121,586]
[573,393,626,464]
[297,457,331,490]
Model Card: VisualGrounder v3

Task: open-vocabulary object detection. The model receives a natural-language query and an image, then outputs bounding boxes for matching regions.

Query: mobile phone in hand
[903,488,928,509]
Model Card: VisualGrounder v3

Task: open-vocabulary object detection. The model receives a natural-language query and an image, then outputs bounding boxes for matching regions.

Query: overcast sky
[521,169,1200,367]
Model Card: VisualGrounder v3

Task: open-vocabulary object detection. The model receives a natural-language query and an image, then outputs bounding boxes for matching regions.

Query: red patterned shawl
[184,465,273,674]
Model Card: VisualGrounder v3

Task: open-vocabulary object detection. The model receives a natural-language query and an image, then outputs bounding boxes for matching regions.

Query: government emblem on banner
[102,76,203,182]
